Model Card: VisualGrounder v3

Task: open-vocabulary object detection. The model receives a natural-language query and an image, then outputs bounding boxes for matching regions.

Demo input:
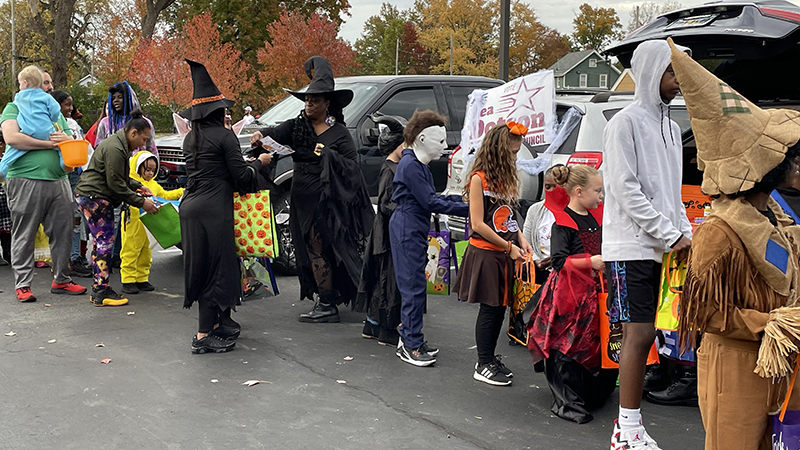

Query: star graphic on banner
[495,77,545,117]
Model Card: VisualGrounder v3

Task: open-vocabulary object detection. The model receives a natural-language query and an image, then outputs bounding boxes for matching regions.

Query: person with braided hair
[250,56,373,324]
[95,81,157,159]
[354,114,407,347]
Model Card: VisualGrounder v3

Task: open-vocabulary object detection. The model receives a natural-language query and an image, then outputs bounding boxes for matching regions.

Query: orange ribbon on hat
[506,121,528,136]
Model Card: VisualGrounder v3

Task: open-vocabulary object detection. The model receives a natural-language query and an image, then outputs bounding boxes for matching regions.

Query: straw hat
[668,38,800,195]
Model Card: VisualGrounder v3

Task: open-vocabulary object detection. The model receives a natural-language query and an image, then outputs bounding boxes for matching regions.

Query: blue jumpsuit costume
[390,149,469,349]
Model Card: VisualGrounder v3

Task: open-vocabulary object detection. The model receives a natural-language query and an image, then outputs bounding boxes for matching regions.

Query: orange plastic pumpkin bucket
[58,139,90,167]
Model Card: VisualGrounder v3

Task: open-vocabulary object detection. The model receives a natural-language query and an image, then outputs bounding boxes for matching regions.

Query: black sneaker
[378,328,400,346]
[494,355,513,378]
[121,283,139,295]
[70,259,92,278]
[474,362,512,386]
[90,286,129,307]
[397,345,436,367]
[211,324,241,340]
[191,334,235,354]
[362,321,379,340]
[136,281,155,292]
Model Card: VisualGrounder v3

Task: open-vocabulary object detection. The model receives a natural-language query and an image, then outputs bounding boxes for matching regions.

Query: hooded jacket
[75,129,144,208]
[601,40,692,262]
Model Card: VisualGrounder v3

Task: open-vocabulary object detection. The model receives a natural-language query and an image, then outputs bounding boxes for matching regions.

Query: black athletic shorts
[605,260,662,324]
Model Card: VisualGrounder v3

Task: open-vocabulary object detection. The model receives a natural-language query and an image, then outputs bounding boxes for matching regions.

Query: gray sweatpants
[6,177,74,289]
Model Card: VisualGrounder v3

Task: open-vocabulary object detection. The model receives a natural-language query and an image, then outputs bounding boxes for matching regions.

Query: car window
[378,88,439,121]
[448,86,479,128]
[254,82,380,126]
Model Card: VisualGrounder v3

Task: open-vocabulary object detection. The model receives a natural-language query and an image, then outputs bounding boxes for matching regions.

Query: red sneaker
[16,287,37,302]
[51,281,87,295]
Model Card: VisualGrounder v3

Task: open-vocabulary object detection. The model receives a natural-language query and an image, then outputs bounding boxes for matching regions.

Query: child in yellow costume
[120,151,183,294]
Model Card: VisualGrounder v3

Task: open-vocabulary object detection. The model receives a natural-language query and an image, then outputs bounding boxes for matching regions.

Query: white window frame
[556,78,561,88]
[599,74,608,88]
[589,58,597,68]
[579,73,587,88]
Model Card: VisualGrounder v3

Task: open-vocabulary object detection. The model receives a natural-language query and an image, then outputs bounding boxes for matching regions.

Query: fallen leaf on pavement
[47,339,56,343]
[336,380,347,384]
[242,380,272,386]
[4,331,16,337]
[343,356,353,361]
[126,311,135,316]
[210,379,219,383]
[100,358,112,364]
[95,343,105,347]
[44,304,51,307]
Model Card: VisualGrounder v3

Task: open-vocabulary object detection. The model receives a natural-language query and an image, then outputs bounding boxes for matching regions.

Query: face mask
[412,126,446,165]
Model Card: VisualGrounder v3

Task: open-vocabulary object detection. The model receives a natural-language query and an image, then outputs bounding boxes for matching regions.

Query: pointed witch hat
[179,59,235,121]
[284,56,354,109]
[668,38,800,196]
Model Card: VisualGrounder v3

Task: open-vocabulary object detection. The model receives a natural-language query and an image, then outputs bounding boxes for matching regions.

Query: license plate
[665,14,717,30]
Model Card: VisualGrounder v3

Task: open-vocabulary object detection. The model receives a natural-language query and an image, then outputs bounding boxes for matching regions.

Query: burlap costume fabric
[667,38,800,196]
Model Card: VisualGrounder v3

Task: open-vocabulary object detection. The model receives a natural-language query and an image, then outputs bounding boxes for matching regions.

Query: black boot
[298,300,339,323]
[362,320,379,339]
[643,363,670,393]
[647,365,698,406]
[378,327,399,346]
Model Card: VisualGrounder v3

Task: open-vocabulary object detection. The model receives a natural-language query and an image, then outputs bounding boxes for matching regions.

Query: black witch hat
[370,113,407,155]
[284,56,354,108]
[180,59,235,121]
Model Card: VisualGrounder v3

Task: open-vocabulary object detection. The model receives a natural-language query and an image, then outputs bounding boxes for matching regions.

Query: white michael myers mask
[412,125,447,165]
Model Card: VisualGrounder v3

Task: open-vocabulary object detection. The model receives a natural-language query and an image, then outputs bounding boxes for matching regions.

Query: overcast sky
[337,0,800,44]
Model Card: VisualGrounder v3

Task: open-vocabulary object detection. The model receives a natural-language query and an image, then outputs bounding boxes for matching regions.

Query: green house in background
[550,49,621,90]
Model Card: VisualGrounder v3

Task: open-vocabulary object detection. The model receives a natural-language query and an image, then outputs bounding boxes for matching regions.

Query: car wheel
[272,191,297,275]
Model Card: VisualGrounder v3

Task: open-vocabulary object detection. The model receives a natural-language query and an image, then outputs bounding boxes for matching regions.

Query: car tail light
[760,7,800,23]
[448,145,461,178]
[568,152,603,169]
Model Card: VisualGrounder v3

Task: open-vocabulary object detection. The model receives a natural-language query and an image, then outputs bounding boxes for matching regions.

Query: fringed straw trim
[755,307,800,378]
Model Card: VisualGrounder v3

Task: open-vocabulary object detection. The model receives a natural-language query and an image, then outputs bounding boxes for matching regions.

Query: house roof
[611,68,635,91]
[549,49,621,77]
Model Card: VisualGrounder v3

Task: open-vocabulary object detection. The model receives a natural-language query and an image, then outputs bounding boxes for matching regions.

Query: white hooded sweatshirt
[601,40,692,262]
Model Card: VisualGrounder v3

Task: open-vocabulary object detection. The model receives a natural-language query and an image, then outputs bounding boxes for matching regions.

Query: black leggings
[0,233,10,262]
[475,303,507,365]
[198,301,237,334]
[306,226,334,301]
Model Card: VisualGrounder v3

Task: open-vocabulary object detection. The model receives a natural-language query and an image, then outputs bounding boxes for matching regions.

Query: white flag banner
[459,70,557,155]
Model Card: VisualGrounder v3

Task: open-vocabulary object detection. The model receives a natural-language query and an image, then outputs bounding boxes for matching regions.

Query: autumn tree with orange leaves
[257,8,357,104]
[129,11,254,112]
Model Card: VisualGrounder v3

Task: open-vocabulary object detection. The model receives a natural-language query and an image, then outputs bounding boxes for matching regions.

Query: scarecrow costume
[669,38,800,450]
[526,186,616,424]
[179,60,262,353]
[256,56,373,322]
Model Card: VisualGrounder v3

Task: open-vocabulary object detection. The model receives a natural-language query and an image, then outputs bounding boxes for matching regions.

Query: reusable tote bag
[426,216,451,295]
[508,256,539,346]
[599,275,659,369]
[773,355,800,450]
[139,200,182,249]
[656,251,687,332]
[233,191,279,259]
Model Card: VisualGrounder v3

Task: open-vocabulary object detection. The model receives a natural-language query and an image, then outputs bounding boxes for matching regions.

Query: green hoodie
[75,129,144,207]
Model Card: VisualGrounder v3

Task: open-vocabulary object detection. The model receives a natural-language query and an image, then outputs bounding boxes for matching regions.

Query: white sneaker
[611,420,662,450]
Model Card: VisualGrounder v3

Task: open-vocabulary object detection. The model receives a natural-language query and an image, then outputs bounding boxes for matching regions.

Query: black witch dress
[354,159,401,328]
[258,115,373,304]
[180,126,261,309]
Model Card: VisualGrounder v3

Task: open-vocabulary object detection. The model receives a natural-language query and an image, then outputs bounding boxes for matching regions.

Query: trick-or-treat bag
[599,275,659,369]
[233,191,279,259]
[426,217,451,295]
[656,251,687,332]
[139,198,181,249]
[773,355,800,450]
[508,256,540,346]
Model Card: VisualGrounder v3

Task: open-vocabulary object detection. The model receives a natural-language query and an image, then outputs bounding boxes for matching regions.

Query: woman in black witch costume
[179,60,272,354]
[250,56,373,323]
[354,114,406,346]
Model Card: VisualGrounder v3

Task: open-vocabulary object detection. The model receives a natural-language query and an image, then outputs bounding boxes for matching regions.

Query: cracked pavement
[0,250,704,449]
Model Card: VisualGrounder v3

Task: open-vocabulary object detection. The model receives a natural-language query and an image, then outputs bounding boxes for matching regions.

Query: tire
[272,190,297,275]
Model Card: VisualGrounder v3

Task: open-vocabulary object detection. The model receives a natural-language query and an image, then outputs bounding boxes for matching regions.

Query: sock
[366,316,379,326]
[618,407,641,430]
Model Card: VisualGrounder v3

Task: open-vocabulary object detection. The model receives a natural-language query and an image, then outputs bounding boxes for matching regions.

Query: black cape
[354,160,401,326]
[260,117,373,304]
[180,126,261,309]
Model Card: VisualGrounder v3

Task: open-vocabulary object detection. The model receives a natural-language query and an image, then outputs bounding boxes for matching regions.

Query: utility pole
[395,38,399,76]
[11,0,16,91]
[450,34,453,75]
[499,0,510,81]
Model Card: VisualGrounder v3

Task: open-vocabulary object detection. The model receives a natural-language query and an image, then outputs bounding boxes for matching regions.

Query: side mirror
[360,117,380,145]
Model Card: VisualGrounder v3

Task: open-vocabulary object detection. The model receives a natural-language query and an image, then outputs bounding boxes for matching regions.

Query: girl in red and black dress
[527,165,617,424]
[453,122,534,387]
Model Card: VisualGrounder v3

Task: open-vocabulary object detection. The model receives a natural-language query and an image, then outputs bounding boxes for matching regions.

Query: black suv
[155,75,504,272]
